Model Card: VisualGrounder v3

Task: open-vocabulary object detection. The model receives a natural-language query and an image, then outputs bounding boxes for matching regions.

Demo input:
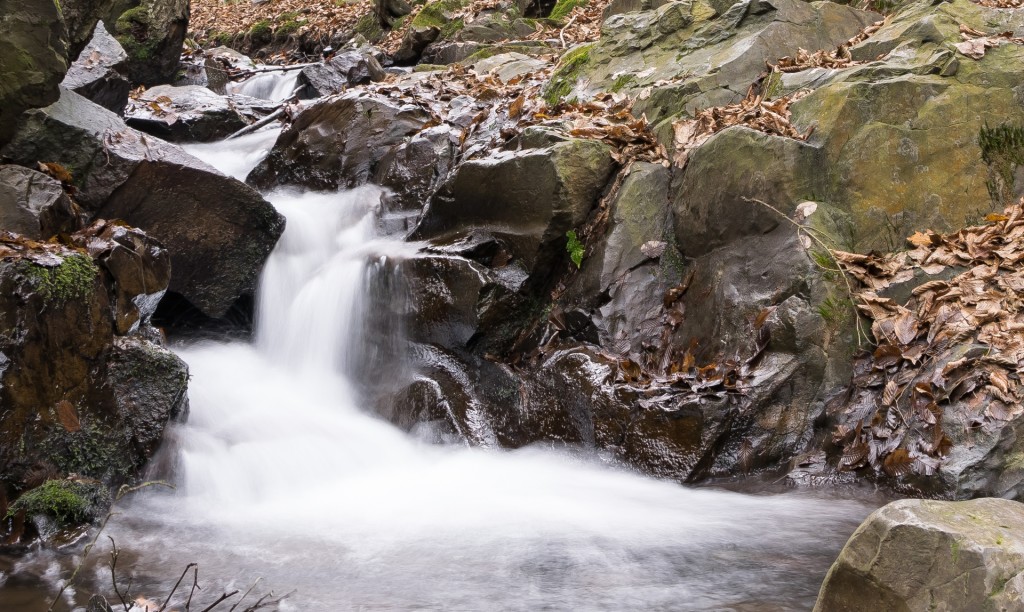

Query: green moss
[610,73,635,93]
[275,19,302,37]
[7,480,109,527]
[40,424,135,482]
[542,43,592,105]
[249,19,273,44]
[980,123,1024,205]
[464,47,499,63]
[24,254,97,304]
[412,0,468,38]
[413,63,447,72]
[115,5,159,62]
[549,0,587,21]
[354,13,385,43]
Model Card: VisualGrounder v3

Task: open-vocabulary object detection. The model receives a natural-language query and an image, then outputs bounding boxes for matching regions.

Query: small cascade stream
[1,75,879,611]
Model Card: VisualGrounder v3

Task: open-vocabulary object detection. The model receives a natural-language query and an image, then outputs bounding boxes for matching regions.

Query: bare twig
[199,590,241,612]
[743,196,867,347]
[560,14,577,48]
[159,563,198,612]
[228,578,261,612]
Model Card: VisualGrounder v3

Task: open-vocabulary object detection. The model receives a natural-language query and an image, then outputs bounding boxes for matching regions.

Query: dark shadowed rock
[61,21,131,115]
[0,0,69,145]
[2,88,285,317]
[297,51,387,97]
[0,165,86,239]
[248,91,431,191]
[0,229,187,539]
[815,498,1024,612]
[111,0,189,86]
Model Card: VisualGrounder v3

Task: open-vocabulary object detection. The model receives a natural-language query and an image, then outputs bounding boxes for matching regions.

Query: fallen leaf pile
[379,0,612,54]
[190,0,373,51]
[0,232,80,267]
[772,20,883,72]
[356,62,665,165]
[828,201,1024,479]
[971,0,1024,9]
[955,23,1024,59]
[671,86,811,168]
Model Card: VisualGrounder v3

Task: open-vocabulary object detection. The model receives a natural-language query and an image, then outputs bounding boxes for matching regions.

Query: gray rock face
[297,51,387,97]
[815,498,1024,612]
[247,91,432,191]
[61,21,131,115]
[125,84,275,142]
[2,88,285,318]
[0,165,85,239]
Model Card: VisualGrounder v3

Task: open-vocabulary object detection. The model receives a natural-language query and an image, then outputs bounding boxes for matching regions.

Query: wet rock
[68,219,171,335]
[125,85,276,142]
[297,50,387,97]
[0,231,187,531]
[0,0,69,145]
[815,498,1024,612]
[414,138,615,270]
[61,21,131,116]
[374,124,458,218]
[394,24,441,64]
[248,90,432,191]
[111,0,189,86]
[0,165,86,239]
[2,88,285,317]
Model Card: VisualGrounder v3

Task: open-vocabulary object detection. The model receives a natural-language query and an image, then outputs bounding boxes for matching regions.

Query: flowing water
[0,88,881,611]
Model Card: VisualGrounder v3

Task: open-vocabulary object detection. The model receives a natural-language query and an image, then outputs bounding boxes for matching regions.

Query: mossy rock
[22,254,99,305]
[542,43,593,104]
[7,479,111,527]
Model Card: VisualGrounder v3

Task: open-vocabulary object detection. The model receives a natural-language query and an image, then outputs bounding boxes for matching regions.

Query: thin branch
[199,590,240,612]
[559,14,577,48]
[228,578,261,612]
[159,563,198,612]
[743,196,867,347]
[186,566,201,611]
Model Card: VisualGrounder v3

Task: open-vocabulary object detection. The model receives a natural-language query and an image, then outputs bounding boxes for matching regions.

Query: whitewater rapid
[5,105,877,611]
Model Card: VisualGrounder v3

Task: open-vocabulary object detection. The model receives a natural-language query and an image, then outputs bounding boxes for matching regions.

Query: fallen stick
[225,86,305,139]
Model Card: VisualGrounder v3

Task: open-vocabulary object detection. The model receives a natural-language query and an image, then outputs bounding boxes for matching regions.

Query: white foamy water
[1,108,878,611]
[227,71,300,102]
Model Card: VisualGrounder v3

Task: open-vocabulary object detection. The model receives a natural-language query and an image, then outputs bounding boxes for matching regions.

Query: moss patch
[542,43,592,104]
[412,0,468,38]
[249,19,273,44]
[23,254,97,304]
[115,5,158,62]
[7,479,109,527]
[980,123,1024,206]
[40,424,135,482]
[549,0,587,21]
[354,12,385,43]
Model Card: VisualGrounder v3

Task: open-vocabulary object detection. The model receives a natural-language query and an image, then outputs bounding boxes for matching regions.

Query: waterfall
[3,118,875,611]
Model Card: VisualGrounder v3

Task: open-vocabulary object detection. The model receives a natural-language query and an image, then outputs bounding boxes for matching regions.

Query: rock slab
[815,498,1024,612]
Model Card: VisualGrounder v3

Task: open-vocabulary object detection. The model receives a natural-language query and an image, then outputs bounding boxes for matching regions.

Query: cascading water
[226,71,301,103]
[2,126,878,611]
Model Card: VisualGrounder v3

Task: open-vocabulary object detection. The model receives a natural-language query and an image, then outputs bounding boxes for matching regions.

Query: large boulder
[296,50,387,98]
[111,0,189,86]
[815,498,1024,612]
[247,91,432,191]
[1,88,285,317]
[0,164,86,239]
[545,0,877,125]
[60,21,131,115]
[0,0,69,145]
[125,84,275,142]
[0,225,187,541]
[787,0,1024,249]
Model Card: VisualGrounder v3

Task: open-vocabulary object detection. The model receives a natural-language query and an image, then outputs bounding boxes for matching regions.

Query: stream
[0,103,881,611]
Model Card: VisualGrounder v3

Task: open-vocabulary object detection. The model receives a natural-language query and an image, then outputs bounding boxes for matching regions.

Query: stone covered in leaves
[822,201,1024,499]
